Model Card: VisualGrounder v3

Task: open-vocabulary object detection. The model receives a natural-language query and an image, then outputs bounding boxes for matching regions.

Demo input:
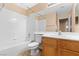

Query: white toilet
[28,42,39,49]
[27,34,43,56]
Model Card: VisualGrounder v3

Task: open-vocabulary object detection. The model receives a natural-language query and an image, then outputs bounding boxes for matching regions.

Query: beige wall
[75,24,79,32]
[36,12,57,32]
[45,12,57,31]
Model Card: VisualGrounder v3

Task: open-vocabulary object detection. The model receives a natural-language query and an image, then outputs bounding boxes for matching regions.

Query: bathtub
[0,40,30,56]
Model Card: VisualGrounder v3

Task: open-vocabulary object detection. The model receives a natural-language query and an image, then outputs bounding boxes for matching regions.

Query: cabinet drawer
[42,37,57,46]
[60,40,79,52]
[61,49,79,56]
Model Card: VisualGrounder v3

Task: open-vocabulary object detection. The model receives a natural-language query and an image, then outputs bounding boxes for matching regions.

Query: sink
[42,32,79,40]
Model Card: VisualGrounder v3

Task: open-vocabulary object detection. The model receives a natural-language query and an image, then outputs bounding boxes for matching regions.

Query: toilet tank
[34,34,43,43]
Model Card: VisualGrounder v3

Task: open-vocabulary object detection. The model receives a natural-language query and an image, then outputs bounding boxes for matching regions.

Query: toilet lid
[28,42,39,47]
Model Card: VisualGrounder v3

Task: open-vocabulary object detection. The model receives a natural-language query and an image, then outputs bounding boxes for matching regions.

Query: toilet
[27,34,43,56]
[28,42,39,49]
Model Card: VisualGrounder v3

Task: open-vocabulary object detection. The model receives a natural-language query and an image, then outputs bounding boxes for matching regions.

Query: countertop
[34,32,79,41]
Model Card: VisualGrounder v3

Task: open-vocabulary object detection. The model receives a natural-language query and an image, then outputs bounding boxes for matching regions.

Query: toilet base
[31,48,39,56]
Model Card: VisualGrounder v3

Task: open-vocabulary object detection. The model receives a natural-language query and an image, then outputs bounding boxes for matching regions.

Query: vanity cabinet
[59,49,79,56]
[41,37,58,56]
[42,45,57,56]
[59,40,79,52]
[41,37,79,56]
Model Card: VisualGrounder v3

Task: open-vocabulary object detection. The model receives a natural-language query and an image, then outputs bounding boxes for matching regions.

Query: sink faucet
[58,30,62,35]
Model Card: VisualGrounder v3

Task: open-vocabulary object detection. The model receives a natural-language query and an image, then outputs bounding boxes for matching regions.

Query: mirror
[36,3,79,33]
[75,3,79,32]
[57,3,79,33]
[57,3,73,32]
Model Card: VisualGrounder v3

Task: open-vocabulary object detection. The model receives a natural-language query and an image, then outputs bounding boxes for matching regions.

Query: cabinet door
[42,45,57,56]
[60,40,79,52]
[60,49,79,56]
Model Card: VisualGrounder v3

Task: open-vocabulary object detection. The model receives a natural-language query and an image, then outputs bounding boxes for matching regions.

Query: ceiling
[33,3,73,16]
[16,3,55,9]
[16,3,38,9]
[16,3,74,16]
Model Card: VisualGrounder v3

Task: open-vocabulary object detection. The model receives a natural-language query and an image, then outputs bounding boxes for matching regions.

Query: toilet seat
[28,42,39,49]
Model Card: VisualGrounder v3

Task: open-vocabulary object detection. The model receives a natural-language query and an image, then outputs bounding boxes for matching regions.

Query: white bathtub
[0,40,30,56]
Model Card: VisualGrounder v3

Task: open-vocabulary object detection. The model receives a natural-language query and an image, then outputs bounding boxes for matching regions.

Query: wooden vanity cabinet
[59,40,79,52]
[59,49,79,56]
[41,37,79,56]
[41,37,58,56]
[42,45,57,56]
[58,39,79,56]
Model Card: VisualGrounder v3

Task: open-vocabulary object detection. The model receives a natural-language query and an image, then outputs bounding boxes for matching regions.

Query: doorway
[38,20,46,32]
[59,18,68,32]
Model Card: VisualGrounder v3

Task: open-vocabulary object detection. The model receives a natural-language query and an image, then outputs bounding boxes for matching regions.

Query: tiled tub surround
[0,40,31,56]
[0,8,28,56]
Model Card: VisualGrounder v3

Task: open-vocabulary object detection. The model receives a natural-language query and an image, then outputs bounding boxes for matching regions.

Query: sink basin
[42,32,79,40]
